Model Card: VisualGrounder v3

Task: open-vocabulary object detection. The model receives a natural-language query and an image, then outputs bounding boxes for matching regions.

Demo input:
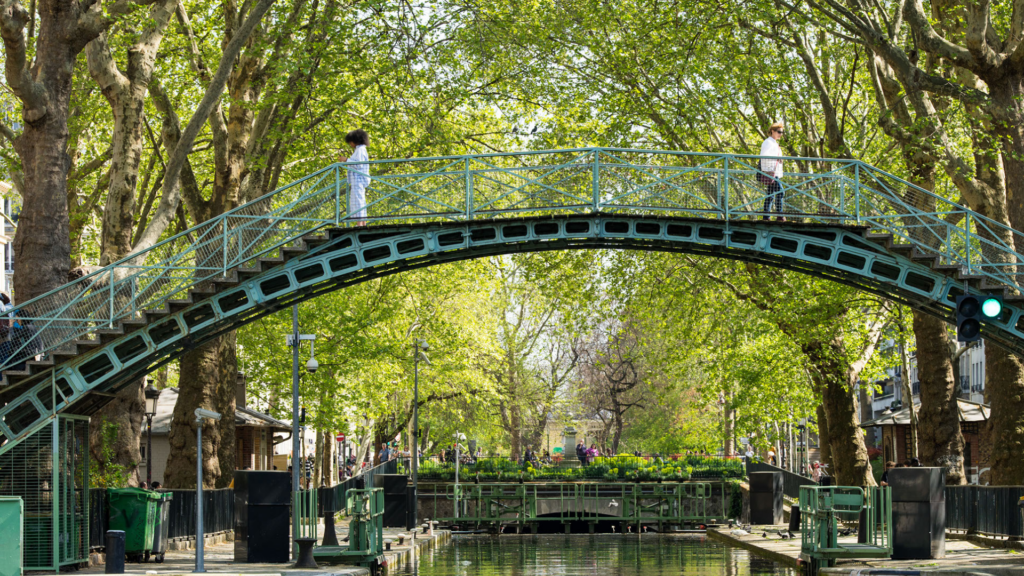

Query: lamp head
[144,381,161,416]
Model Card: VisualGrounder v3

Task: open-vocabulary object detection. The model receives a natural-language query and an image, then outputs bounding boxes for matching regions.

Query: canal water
[395,534,797,576]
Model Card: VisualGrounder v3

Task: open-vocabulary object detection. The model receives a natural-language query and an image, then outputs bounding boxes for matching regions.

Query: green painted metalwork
[5,150,1024,458]
[5,148,1024,378]
[0,496,24,576]
[0,416,88,572]
[799,486,892,571]
[294,488,318,542]
[4,211,1024,458]
[434,482,715,529]
[313,488,384,566]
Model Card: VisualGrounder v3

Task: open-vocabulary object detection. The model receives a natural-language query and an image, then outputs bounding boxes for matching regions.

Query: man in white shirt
[759,122,785,221]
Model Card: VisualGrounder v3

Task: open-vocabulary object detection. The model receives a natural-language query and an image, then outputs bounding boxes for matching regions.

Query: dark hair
[345,129,369,146]
[0,292,9,304]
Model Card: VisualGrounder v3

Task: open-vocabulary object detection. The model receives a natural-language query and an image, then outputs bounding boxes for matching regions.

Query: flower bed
[418,454,744,482]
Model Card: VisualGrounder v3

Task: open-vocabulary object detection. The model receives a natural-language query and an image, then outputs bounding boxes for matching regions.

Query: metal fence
[163,488,234,540]
[745,461,818,500]
[88,488,107,549]
[322,458,398,516]
[945,485,1024,539]
[88,487,234,550]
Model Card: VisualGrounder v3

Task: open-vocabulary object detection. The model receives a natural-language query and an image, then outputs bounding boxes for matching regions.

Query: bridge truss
[0,148,1022,456]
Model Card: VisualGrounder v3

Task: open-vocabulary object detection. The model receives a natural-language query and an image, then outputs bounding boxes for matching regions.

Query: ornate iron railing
[3,148,1024,373]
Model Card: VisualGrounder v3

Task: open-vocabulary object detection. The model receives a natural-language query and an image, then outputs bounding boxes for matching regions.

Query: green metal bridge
[430,481,718,533]
[1,148,1023,458]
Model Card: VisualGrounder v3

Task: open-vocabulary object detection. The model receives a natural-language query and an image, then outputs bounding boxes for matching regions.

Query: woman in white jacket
[338,129,371,225]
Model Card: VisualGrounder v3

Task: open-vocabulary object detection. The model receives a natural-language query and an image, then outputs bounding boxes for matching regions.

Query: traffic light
[956,294,1002,342]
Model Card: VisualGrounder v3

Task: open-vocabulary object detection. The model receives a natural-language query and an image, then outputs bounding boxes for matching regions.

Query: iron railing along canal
[423,481,720,529]
[945,485,1024,539]
[745,461,818,500]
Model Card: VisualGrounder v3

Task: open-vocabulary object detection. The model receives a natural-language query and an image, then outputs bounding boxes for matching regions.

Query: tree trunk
[723,402,735,456]
[898,336,919,460]
[321,430,335,486]
[913,311,966,484]
[164,333,236,488]
[816,404,831,473]
[987,80,1024,485]
[89,380,144,486]
[985,347,1024,484]
[818,370,873,486]
[12,115,72,302]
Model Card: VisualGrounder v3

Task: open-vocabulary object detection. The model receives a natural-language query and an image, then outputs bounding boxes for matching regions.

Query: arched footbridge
[0,148,1022,455]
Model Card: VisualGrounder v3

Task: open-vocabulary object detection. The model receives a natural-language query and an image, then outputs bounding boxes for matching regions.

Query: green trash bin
[0,496,23,576]
[107,488,161,561]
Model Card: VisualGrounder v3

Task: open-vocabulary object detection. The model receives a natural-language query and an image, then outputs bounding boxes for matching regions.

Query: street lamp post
[144,382,161,486]
[286,304,318,558]
[194,408,221,573]
[411,339,430,534]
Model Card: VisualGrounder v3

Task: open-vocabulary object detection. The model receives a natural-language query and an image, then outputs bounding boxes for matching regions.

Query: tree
[577,320,650,454]
[0,0,113,302]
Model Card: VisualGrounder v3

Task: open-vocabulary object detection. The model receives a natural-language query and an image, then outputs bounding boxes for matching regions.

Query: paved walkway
[65,527,449,576]
[708,527,1024,575]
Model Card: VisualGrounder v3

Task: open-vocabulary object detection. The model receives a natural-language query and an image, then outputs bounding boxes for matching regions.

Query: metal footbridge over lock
[2,147,1024,456]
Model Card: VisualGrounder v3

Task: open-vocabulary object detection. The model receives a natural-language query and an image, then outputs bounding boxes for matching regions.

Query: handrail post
[465,157,473,220]
[722,156,730,220]
[593,149,600,211]
[839,166,847,223]
[334,166,341,225]
[108,270,114,328]
[222,218,228,272]
[965,212,973,274]
[855,163,861,224]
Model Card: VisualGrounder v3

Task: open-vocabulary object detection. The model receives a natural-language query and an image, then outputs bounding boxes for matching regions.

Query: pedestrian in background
[759,122,785,221]
[576,440,587,467]
[338,129,370,225]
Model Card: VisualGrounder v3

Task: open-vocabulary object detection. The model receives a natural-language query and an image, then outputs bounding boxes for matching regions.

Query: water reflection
[395,534,797,576]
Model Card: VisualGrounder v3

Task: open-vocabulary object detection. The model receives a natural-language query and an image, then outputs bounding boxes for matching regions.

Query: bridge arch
[0,212,1018,452]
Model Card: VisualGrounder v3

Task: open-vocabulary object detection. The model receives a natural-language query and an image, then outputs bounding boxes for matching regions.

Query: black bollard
[788,504,801,533]
[322,507,340,547]
[293,538,318,569]
[105,530,126,574]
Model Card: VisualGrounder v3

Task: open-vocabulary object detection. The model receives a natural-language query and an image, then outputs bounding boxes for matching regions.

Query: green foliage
[418,456,738,482]
[91,421,135,488]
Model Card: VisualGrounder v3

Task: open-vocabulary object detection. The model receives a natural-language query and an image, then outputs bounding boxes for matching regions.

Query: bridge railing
[5,148,1023,374]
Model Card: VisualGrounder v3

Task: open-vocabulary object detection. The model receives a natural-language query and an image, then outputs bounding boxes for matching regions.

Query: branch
[67,147,112,185]
[85,32,129,104]
[0,0,47,121]
[903,0,984,71]
[132,0,277,253]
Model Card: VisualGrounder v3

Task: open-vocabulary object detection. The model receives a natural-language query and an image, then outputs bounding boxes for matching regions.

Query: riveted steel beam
[0,214,1016,456]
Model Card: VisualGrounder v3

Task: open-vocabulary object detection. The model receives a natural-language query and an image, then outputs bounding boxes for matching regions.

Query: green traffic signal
[982,297,1002,318]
